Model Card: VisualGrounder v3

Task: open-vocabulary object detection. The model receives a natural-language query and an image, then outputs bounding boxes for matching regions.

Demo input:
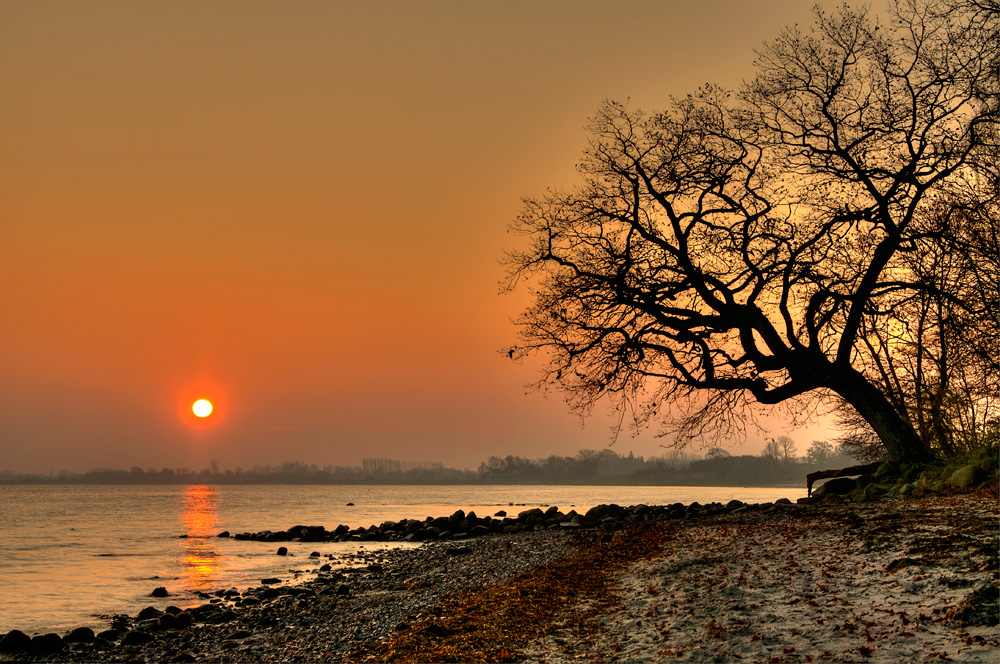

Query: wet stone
[28,633,64,655]
[64,626,95,643]
[137,606,162,621]
[0,629,31,653]
[157,613,178,630]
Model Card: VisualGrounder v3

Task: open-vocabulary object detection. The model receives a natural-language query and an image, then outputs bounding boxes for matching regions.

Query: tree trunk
[830,367,933,463]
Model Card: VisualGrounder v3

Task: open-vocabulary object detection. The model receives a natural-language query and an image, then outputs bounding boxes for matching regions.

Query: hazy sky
[2,1,845,474]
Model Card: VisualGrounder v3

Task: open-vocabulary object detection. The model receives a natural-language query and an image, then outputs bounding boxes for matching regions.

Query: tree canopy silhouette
[505,0,998,462]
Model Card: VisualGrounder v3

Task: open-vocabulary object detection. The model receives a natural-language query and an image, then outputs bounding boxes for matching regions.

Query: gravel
[5,529,579,663]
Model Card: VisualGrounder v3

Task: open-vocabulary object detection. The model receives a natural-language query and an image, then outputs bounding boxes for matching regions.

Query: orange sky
[1,1,842,474]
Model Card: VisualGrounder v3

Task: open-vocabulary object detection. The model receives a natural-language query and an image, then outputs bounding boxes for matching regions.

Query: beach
[2,492,996,663]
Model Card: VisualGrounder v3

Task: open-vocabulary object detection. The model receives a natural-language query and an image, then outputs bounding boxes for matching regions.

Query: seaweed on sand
[348,521,673,663]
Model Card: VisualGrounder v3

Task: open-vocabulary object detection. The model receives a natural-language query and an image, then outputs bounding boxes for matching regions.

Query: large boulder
[157,613,178,630]
[0,630,31,653]
[813,476,858,496]
[948,465,987,490]
[27,633,64,655]
[137,606,163,621]
[63,627,97,643]
[517,508,544,521]
[64,627,96,643]
[287,525,326,541]
[584,504,626,521]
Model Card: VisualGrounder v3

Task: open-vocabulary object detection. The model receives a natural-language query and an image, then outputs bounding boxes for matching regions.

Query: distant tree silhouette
[763,436,797,464]
[805,440,836,465]
[505,0,997,462]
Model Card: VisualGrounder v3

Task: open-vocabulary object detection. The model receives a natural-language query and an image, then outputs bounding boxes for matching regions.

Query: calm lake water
[0,484,807,635]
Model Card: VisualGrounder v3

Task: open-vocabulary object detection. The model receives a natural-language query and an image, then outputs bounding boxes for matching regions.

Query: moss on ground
[837,445,999,504]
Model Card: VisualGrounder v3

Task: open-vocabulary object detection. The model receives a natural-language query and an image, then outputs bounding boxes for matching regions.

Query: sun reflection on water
[179,485,220,592]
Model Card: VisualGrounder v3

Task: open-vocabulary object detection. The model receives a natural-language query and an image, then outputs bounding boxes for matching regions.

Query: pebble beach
[1,491,996,663]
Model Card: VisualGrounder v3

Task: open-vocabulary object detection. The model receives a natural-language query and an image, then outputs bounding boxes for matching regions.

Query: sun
[192,399,213,418]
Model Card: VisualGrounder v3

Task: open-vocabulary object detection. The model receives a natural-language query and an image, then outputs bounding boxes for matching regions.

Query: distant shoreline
[0,479,806,488]
[1,449,847,488]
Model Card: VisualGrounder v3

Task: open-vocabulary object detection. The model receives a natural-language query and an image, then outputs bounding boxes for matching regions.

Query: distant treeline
[475,443,858,486]
[0,441,860,487]
[0,460,477,485]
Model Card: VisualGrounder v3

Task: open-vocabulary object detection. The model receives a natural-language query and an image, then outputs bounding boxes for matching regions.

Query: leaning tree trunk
[830,367,933,463]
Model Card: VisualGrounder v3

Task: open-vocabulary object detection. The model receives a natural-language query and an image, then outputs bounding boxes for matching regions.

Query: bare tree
[505,0,998,462]
[763,436,797,463]
[778,435,797,463]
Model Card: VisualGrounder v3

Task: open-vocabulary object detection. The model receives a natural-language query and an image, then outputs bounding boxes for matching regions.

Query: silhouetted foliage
[474,446,858,486]
[505,0,998,462]
[477,449,652,483]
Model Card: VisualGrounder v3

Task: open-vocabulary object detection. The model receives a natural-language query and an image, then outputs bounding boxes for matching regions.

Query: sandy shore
[525,494,998,663]
[2,492,996,663]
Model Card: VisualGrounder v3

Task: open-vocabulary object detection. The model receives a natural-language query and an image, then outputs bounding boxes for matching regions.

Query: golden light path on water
[179,485,220,592]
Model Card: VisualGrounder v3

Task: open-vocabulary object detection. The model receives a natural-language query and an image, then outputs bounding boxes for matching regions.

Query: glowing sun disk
[192,399,213,418]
